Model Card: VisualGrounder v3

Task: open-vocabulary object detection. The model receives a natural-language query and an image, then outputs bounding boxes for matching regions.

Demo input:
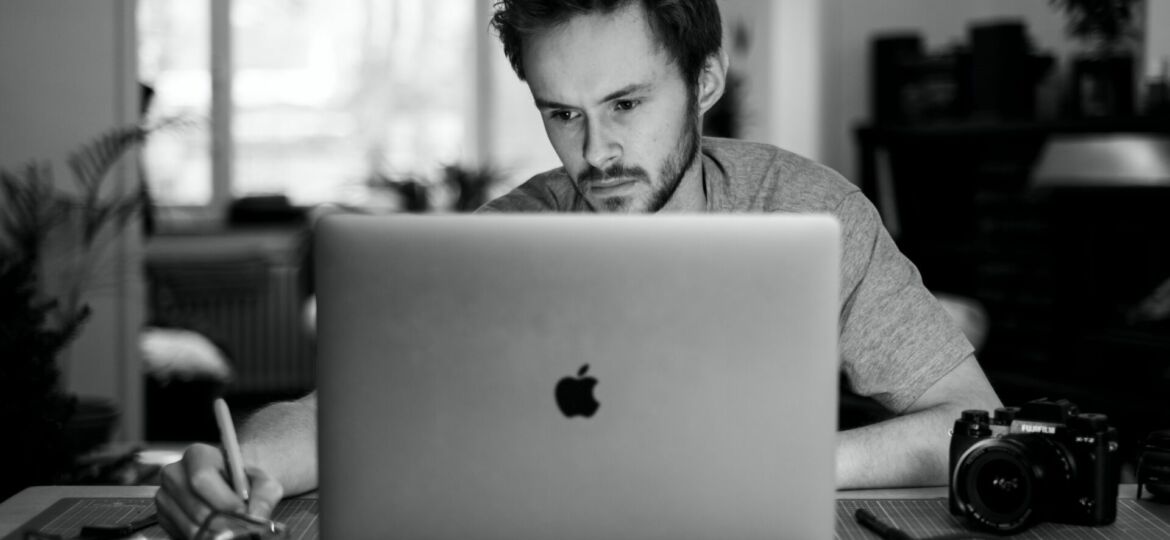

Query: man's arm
[835,355,1001,489]
[238,391,319,496]
[156,392,318,539]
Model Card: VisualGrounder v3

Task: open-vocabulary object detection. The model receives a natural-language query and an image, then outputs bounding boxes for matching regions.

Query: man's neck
[657,153,706,213]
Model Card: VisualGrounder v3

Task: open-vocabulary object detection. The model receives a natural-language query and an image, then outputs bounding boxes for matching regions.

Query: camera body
[949,398,1119,534]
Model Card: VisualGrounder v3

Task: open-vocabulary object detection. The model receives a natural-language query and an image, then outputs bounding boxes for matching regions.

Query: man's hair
[490,0,722,89]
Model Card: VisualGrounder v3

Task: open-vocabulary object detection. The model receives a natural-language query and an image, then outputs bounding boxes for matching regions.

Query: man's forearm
[836,403,960,489]
[836,355,1003,489]
[238,392,319,496]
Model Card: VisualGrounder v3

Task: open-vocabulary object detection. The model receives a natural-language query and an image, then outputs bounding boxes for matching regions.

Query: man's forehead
[521,2,675,106]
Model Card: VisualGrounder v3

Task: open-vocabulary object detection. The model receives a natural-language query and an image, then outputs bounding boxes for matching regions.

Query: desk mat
[2,498,317,540]
[8,496,1170,539]
[836,498,1170,540]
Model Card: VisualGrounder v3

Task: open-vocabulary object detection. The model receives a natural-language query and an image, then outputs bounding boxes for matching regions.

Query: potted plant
[0,123,162,499]
[1049,0,1143,116]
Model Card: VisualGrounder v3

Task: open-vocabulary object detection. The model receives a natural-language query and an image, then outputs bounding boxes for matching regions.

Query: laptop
[315,214,840,539]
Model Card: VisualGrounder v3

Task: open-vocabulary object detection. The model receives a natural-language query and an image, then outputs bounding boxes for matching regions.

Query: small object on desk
[855,505,1009,540]
[214,398,250,502]
[856,507,914,539]
[78,513,159,539]
[1138,429,1170,500]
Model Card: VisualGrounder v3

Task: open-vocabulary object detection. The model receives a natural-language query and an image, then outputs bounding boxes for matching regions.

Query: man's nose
[583,117,621,171]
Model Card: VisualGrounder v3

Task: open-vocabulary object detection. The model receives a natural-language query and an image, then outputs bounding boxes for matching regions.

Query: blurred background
[0,0,1167,491]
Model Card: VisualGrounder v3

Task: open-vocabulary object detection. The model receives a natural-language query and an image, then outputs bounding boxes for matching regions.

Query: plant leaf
[66,124,150,197]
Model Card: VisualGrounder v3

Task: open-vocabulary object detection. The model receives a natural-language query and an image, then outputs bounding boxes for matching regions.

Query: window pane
[232,0,474,205]
[138,0,213,206]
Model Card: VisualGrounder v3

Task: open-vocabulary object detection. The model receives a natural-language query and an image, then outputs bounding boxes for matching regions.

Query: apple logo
[555,364,600,418]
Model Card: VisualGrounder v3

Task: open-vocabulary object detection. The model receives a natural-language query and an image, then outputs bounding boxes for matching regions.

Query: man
[156,0,1001,537]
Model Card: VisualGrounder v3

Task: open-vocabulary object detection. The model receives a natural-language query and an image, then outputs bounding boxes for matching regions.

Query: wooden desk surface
[0,484,1146,537]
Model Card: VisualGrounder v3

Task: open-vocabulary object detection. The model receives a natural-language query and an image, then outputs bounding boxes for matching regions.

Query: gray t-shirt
[479,137,974,413]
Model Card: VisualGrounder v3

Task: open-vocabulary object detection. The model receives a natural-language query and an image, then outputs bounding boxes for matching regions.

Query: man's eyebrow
[534,97,575,110]
[599,83,651,103]
[534,83,652,110]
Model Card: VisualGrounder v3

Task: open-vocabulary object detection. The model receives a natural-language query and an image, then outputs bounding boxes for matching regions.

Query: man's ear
[696,49,730,115]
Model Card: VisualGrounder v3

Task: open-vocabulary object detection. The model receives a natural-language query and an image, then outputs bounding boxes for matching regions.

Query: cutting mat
[836,498,1170,539]
[3,498,317,540]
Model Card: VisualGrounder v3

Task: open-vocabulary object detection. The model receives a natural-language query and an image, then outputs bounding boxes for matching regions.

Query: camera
[948,398,1120,534]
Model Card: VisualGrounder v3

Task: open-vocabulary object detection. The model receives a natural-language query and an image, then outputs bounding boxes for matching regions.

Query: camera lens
[952,434,1074,533]
[973,458,1029,515]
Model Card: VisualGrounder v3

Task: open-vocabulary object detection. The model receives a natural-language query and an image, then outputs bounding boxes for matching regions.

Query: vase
[1071,53,1136,117]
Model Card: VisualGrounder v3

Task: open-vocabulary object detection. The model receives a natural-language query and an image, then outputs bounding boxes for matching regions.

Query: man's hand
[155,443,285,539]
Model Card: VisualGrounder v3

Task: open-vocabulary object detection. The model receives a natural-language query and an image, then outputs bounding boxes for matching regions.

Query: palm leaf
[65,124,150,196]
[0,163,69,260]
[63,118,191,244]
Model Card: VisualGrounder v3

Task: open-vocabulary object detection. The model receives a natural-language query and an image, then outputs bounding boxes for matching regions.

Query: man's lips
[584,177,639,192]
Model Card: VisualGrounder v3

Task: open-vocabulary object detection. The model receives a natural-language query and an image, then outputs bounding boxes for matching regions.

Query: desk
[0,485,1154,538]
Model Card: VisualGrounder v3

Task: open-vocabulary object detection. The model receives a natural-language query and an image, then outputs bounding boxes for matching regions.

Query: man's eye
[614,100,640,112]
[551,110,579,122]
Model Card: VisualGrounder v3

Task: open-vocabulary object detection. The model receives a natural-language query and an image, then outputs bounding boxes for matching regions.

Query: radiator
[147,253,315,395]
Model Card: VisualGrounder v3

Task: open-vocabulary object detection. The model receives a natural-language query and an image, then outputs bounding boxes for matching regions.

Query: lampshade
[1030,134,1170,187]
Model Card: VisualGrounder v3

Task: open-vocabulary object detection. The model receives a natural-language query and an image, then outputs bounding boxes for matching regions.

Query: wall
[483,16,563,192]
[0,0,143,440]
[720,0,825,160]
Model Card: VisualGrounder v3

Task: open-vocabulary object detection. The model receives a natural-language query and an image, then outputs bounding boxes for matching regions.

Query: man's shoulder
[702,136,788,165]
[476,167,580,213]
[703,137,860,213]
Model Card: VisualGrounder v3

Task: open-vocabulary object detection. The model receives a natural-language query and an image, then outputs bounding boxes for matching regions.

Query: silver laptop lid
[317,214,840,539]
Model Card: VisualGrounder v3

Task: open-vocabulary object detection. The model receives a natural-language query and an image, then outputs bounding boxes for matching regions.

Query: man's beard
[579,105,701,213]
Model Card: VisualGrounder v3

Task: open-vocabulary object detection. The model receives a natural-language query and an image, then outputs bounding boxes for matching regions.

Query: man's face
[521,2,699,213]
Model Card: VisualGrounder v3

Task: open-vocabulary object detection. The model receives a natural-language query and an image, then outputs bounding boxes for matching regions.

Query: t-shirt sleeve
[835,191,974,413]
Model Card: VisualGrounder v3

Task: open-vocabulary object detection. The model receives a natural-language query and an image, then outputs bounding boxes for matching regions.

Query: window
[138,0,212,206]
[138,0,556,214]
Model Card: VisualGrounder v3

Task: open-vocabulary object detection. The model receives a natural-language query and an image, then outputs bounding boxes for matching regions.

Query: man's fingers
[244,466,285,519]
[157,510,180,540]
[182,443,247,513]
[159,460,207,530]
[154,443,285,538]
[155,442,244,537]
[155,486,201,539]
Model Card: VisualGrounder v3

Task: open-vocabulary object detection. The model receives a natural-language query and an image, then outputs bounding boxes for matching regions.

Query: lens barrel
[952,434,1075,533]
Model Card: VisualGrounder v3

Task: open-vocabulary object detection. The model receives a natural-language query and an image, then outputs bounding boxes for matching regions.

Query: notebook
[315,214,840,539]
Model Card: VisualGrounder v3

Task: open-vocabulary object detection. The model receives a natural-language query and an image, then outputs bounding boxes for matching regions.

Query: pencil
[213,397,250,501]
